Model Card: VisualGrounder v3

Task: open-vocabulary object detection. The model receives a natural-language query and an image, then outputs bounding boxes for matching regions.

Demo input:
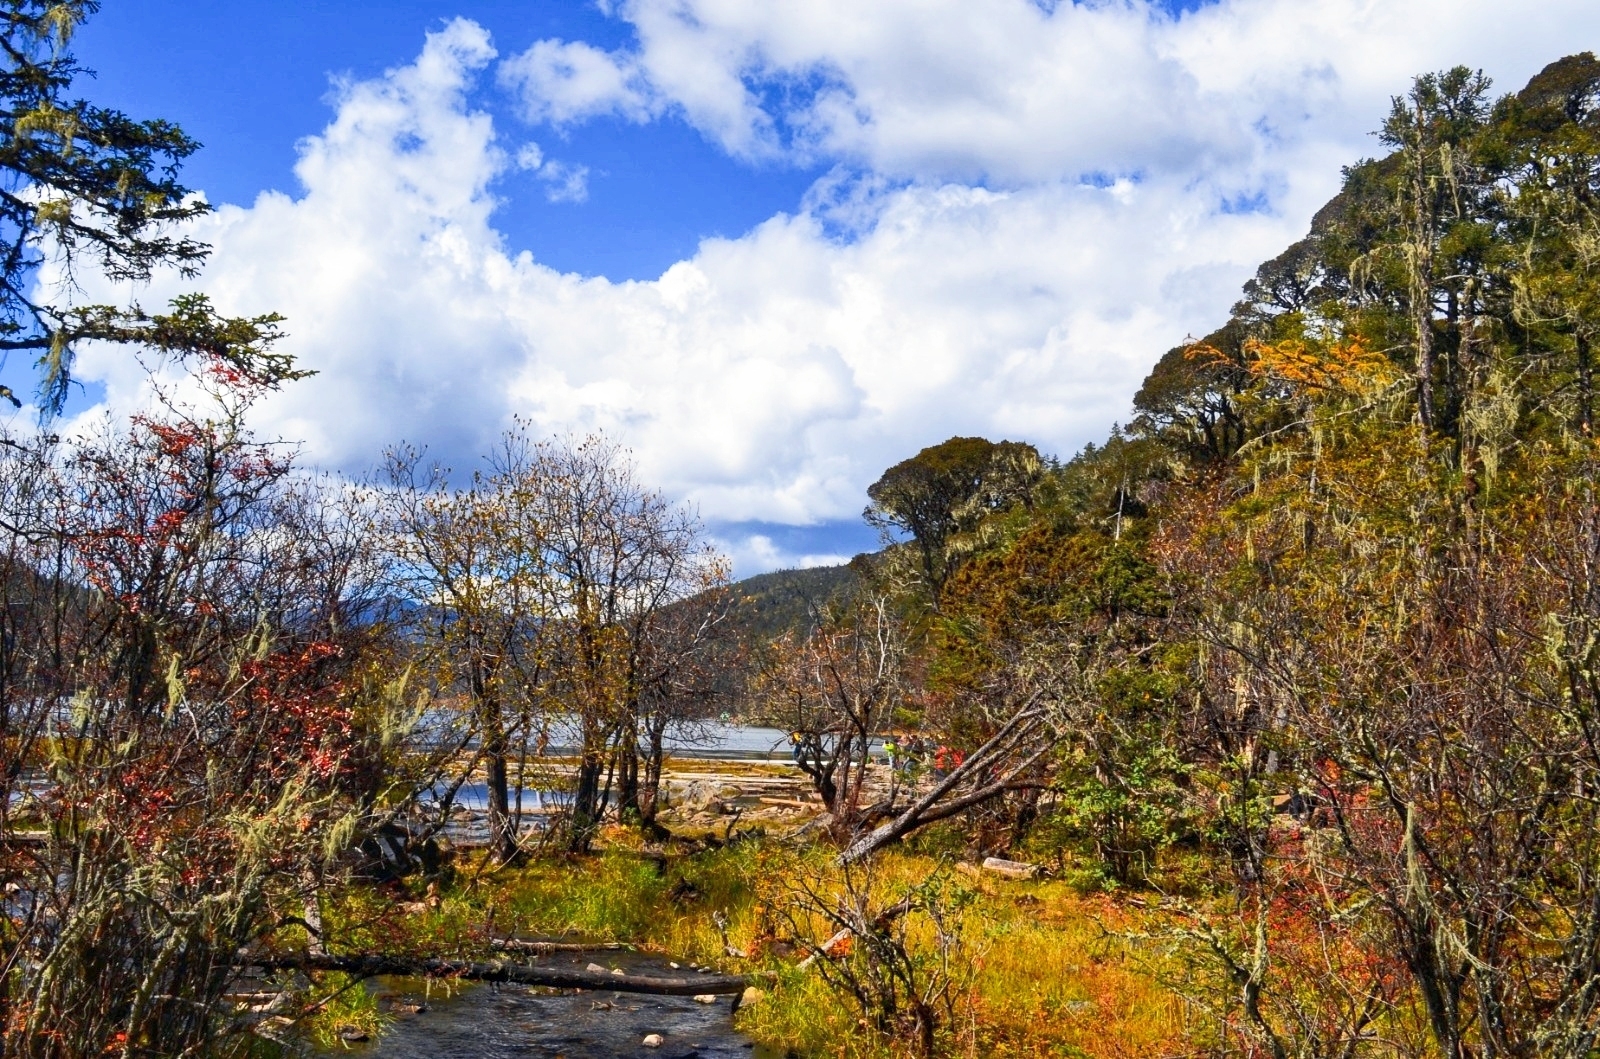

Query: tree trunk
[479,695,516,863]
[838,704,1047,865]
[640,713,669,824]
[615,710,641,820]
[1579,331,1593,435]
[1408,98,1438,431]
[568,712,608,852]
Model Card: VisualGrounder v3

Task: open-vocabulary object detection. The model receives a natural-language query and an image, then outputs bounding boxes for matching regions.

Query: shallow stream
[355,953,789,1059]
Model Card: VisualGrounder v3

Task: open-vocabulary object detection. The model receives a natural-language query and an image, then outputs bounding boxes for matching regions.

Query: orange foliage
[1242,336,1399,395]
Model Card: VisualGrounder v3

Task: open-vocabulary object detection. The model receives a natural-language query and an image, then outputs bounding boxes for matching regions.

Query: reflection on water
[362,973,788,1059]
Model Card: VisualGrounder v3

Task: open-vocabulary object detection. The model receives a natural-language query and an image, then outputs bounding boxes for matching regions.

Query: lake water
[429,783,571,812]
[416,717,803,762]
[663,724,794,760]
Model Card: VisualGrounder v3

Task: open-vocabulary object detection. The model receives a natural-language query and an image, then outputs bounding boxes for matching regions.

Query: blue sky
[20,0,1600,575]
[72,2,822,281]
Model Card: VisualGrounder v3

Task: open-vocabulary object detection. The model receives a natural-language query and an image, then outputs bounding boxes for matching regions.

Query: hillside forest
[5,3,1600,1056]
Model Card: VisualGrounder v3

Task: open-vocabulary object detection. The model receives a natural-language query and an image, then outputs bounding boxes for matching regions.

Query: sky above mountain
[7,0,1599,573]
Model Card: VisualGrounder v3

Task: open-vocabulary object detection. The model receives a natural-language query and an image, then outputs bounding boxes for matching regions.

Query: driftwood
[981,856,1042,880]
[249,952,750,996]
[0,831,48,847]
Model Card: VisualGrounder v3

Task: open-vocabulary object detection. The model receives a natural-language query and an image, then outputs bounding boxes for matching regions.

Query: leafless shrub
[782,859,977,1057]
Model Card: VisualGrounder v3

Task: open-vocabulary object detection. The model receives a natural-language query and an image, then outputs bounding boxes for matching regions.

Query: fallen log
[0,830,48,847]
[795,928,852,970]
[249,953,750,996]
[489,937,631,955]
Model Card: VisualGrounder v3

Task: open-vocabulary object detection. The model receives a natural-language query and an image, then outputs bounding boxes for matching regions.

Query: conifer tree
[0,1,296,412]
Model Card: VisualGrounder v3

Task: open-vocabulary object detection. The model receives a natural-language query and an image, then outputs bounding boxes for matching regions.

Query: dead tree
[837,696,1053,865]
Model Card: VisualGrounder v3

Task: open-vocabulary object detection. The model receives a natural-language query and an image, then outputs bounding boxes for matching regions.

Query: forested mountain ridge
[725,560,864,641]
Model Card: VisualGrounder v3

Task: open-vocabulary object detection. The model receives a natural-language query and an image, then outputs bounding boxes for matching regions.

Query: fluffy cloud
[715,533,853,576]
[52,3,1600,572]
[510,0,1599,184]
[498,37,656,125]
[514,142,590,202]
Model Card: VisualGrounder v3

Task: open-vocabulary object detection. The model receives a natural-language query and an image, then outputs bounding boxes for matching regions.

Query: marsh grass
[312,840,1198,1057]
[751,854,1194,1058]
[300,973,390,1050]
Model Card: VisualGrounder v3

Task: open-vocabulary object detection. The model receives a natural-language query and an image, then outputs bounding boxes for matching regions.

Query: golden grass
[324,839,1199,1058]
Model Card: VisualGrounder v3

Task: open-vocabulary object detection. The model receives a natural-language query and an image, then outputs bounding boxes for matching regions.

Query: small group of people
[882,735,965,780]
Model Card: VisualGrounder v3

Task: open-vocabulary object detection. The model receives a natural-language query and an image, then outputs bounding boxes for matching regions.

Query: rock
[981,856,1042,880]
[586,962,608,973]
[739,986,765,1008]
[693,994,717,1004]
[668,961,680,969]
[642,1032,665,1047]
[611,967,626,976]
[681,781,717,810]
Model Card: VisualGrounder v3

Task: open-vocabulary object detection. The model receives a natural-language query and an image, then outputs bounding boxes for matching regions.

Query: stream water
[356,954,790,1059]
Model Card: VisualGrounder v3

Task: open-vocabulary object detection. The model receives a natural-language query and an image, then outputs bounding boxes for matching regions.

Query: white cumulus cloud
[498,37,657,125]
[507,0,1600,184]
